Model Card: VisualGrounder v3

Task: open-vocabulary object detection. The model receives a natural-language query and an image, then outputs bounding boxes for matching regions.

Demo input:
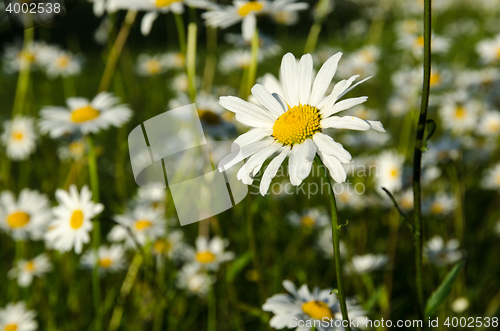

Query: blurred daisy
[438,91,481,134]
[424,236,463,266]
[44,50,83,79]
[8,253,52,287]
[39,92,132,138]
[219,49,258,73]
[176,263,215,297]
[0,302,37,331]
[451,297,469,313]
[57,139,86,161]
[399,188,414,211]
[171,73,190,93]
[374,151,404,193]
[108,205,165,248]
[287,208,329,229]
[164,51,186,70]
[134,186,166,211]
[345,254,388,275]
[136,53,168,76]
[317,228,346,259]
[262,280,367,330]
[218,52,384,195]
[334,182,363,210]
[44,185,104,254]
[424,193,455,217]
[481,162,500,190]
[0,189,51,241]
[185,236,235,271]
[2,40,52,73]
[1,116,37,161]
[337,45,380,78]
[81,244,127,274]
[397,30,450,58]
[476,111,500,137]
[476,33,500,64]
[152,230,186,260]
[203,0,309,41]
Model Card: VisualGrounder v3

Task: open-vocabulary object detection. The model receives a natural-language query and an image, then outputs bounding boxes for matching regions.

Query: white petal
[260,146,290,195]
[251,84,285,117]
[298,54,313,105]
[338,75,373,99]
[220,96,275,122]
[235,114,274,128]
[141,11,159,36]
[289,139,317,186]
[313,133,351,163]
[325,96,368,117]
[218,138,274,171]
[242,13,256,42]
[237,143,281,184]
[367,120,386,132]
[280,53,300,107]
[231,128,273,152]
[308,52,342,107]
[318,151,346,183]
[321,116,371,131]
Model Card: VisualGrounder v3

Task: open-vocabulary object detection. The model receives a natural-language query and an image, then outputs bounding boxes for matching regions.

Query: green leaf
[425,261,465,319]
[226,251,252,282]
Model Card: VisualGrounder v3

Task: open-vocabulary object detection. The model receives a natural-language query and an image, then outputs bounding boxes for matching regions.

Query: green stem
[315,156,351,331]
[12,27,34,116]
[246,29,260,99]
[208,283,216,331]
[412,0,432,322]
[304,0,330,54]
[246,195,265,301]
[87,136,102,331]
[174,13,187,55]
[186,23,198,103]
[201,27,218,93]
[98,11,137,93]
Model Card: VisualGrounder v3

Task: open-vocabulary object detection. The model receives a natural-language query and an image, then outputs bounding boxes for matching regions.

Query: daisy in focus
[345,254,388,275]
[1,116,37,161]
[185,236,235,271]
[481,162,500,190]
[287,208,329,229]
[176,263,215,297]
[0,302,37,331]
[262,280,367,330]
[81,245,127,274]
[44,185,104,254]
[424,235,463,267]
[218,52,385,195]
[8,253,52,287]
[39,92,132,138]
[0,189,51,241]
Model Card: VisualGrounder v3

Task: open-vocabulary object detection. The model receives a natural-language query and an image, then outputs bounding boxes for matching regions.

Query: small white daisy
[334,182,364,211]
[136,53,168,76]
[0,189,51,241]
[287,208,329,229]
[81,244,127,274]
[1,116,37,161]
[317,228,347,259]
[481,162,500,190]
[336,45,380,79]
[176,263,215,297]
[399,188,414,211]
[151,230,186,260]
[476,33,500,64]
[218,52,384,196]
[262,280,367,330]
[219,49,259,74]
[185,236,235,271]
[8,253,52,287]
[134,186,166,211]
[397,30,450,59]
[424,193,455,217]
[451,297,469,313]
[2,40,53,74]
[0,302,37,331]
[57,139,86,161]
[108,205,165,248]
[438,91,481,134]
[345,254,388,275]
[39,92,132,138]
[44,49,83,79]
[44,185,104,254]
[374,151,404,194]
[476,111,500,137]
[424,235,463,267]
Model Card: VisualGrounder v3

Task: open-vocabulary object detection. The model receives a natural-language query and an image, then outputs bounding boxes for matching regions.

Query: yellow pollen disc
[360,50,375,63]
[198,109,221,125]
[69,141,85,156]
[455,106,466,119]
[24,261,35,272]
[156,0,180,8]
[417,35,425,46]
[99,258,112,268]
[174,53,185,67]
[301,216,315,227]
[495,173,500,185]
[146,59,162,74]
[196,251,216,263]
[238,1,264,16]
[430,203,444,214]
[5,324,18,331]
[7,211,30,228]
[154,239,172,254]
[272,104,321,146]
[487,121,500,133]
[70,210,84,229]
[430,72,441,86]
[20,51,35,63]
[401,197,413,209]
[339,192,349,203]
[11,131,24,141]
[56,55,70,68]
[390,168,399,178]
[302,300,333,320]
[135,219,153,230]
[70,105,100,123]
[496,47,500,59]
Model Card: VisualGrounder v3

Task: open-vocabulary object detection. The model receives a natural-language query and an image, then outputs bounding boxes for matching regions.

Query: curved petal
[260,146,290,195]
[318,151,346,183]
[280,53,300,107]
[251,84,285,118]
[298,54,313,105]
[242,13,256,42]
[321,116,371,131]
[289,139,317,186]
[312,133,351,163]
[141,11,159,36]
[308,52,342,107]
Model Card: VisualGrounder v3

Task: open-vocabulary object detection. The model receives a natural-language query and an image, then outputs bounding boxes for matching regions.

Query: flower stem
[87,136,102,331]
[315,156,351,331]
[98,10,137,93]
[246,29,260,99]
[412,0,432,321]
[304,0,331,54]
[186,22,198,103]
[174,13,187,55]
[12,27,34,116]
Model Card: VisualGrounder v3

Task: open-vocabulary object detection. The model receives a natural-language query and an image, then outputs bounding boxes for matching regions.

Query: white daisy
[44,185,104,254]
[481,162,500,190]
[476,33,500,64]
[0,189,51,241]
[262,280,367,330]
[287,208,329,229]
[334,182,364,211]
[81,244,127,274]
[1,116,37,161]
[424,235,463,267]
[218,52,385,196]
[39,92,132,138]
[134,186,166,211]
[424,193,455,216]
[44,49,83,79]
[451,297,469,313]
[171,73,190,93]
[0,302,37,331]
[57,139,86,161]
[476,111,500,137]
[2,40,53,74]
[438,91,481,134]
[136,53,168,76]
[345,254,388,275]
[374,151,404,193]
[176,263,215,297]
[151,230,187,260]
[185,236,235,271]
[399,188,414,211]
[108,205,165,248]
[397,30,450,59]
[164,51,186,70]
[8,253,52,287]
[336,45,380,79]
[317,228,347,259]
[219,49,259,74]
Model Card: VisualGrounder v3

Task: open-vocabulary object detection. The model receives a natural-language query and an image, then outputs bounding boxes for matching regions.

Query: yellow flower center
[238,1,264,17]
[70,210,84,229]
[496,47,500,59]
[70,105,100,123]
[301,300,333,320]
[11,131,24,141]
[496,173,500,185]
[487,121,500,133]
[401,197,413,209]
[7,211,30,228]
[56,55,70,68]
[5,324,18,331]
[24,261,35,272]
[196,251,216,264]
[360,49,375,63]
[390,168,399,178]
[99,258,112,269]
[154,239,172,254]
[198,109,221,125]
[272,104,321,145]
[69,141,85,157]
[416,35,425,46]
[173,53,185,67]
[301,216,315,227]
[145,59,162,74]
[455,106,466,119]
[156,0,180,8]
[430,72,441,87]
[135,219,153,230]
[430,203,444,214]
[20,51,35,63]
